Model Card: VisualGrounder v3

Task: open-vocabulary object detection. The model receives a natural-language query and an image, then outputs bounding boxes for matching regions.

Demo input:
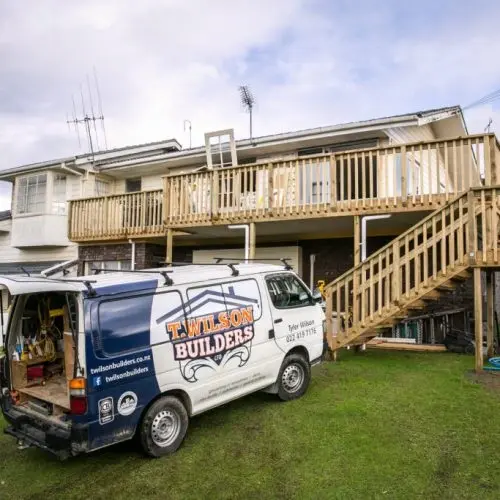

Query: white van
[0,263,325,459]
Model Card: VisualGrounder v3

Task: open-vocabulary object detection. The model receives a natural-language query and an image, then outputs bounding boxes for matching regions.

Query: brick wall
[300,236,394,286]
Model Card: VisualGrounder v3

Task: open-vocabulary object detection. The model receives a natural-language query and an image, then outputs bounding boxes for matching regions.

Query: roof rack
[162,261,240,277]
[213,257,293,270]
[46,277,98,297]
[90,268,174,286]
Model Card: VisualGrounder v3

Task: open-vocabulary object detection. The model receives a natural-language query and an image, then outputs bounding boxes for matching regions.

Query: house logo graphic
[155,286,259,383]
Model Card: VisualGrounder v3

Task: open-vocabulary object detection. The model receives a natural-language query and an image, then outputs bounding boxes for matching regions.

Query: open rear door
[0,276,84,296]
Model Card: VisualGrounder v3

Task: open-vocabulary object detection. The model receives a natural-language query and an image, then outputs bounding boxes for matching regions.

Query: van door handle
[274,318,283,324]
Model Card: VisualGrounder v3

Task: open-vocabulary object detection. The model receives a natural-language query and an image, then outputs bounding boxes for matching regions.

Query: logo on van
[166,305,255,362]
[158,286,259,383]
[117,391,138,416]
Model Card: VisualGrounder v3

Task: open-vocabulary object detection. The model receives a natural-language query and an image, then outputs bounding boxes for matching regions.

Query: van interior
[6,292,78,421]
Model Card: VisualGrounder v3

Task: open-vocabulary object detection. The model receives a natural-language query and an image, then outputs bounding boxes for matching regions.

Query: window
[85,260,132,275]
[52,174,67,214]
[98,294,153,355]
[95,179,110,197]
[16,173,47,214]
[126,178,142,193]
[266,274,312,309]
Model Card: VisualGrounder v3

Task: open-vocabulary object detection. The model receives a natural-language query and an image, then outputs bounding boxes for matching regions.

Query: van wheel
[139,396,188,458]
[277,354,310,401]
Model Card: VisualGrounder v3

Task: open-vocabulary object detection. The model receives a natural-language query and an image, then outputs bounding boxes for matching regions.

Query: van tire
[139,396,188,458]
[276,354,310,401]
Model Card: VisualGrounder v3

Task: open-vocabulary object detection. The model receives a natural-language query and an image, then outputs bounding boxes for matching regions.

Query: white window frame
[52,173,67,215]
[15,170,70,217]
[15,172,48,216]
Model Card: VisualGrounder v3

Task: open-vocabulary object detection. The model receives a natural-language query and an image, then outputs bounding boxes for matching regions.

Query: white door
[264,273,324,362]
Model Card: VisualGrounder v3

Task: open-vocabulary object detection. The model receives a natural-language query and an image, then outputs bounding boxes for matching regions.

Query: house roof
[0,105,465,180]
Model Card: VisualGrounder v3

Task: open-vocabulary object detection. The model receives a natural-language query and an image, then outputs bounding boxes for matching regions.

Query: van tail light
[69,378,87,415]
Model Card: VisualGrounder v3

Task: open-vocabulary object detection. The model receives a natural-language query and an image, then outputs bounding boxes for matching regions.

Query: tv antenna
[67,67,108,160]
[485,117,493,133]
[239,85,255,141]
[184,119,192,149]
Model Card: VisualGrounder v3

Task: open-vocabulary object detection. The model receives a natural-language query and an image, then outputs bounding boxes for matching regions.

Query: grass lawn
[1,350,499,500]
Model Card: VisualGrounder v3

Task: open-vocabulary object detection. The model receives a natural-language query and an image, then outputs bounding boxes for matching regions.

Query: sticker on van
[156,285,260,383]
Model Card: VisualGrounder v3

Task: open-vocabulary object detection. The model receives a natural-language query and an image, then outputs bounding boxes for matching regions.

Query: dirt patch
[467,370,500,393]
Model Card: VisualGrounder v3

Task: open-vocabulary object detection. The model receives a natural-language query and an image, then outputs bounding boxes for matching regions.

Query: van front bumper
[1,398,88,460]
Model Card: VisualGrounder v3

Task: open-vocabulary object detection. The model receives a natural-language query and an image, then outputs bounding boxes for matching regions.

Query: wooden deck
[68,134,497,241]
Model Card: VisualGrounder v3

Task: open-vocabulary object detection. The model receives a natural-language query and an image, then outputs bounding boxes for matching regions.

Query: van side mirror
[312,289,323,303]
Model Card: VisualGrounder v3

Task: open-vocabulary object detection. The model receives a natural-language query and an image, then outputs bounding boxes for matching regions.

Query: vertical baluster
[347,152,352,209]
[481,189,487,264]
[493,189,498,264]
[369,259,374,320]
[432,216,437,280]
[378,253,383,315]
[340,155,345,207]
[423,219,429,287]
[405,234,410,298]
[449,200,455,268]
[414,227,420,290]
[361,151,366,209]
[441,209,446,275]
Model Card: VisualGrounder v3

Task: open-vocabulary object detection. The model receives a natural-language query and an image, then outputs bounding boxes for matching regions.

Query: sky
[1,0,500,210]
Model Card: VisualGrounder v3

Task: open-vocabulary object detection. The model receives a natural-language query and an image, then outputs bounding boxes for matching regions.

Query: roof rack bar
[212,257,293,270]
[162,261,240,276]
[45,277,98,297]
[90,268,174,286]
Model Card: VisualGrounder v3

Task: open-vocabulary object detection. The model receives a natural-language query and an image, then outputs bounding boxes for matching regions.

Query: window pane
[126,178,142,193]
[95,180,109,197]
[98,294,154,354]
[267,275,311,309]
[17,174,47,214]
[52,174,67,214]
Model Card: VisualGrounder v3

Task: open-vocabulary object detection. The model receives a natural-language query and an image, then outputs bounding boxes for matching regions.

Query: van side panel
[150,278,283,415]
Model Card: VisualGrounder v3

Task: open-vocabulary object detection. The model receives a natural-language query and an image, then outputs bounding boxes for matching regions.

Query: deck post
[486,270,495,358]
[354,216,361,266]
[249,222,256,260]
[474,267,484,372]
[353,216,361,328]
[166,228,173,265]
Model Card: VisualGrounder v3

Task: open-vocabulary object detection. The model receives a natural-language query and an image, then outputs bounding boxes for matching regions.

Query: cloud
[1,0,500,211]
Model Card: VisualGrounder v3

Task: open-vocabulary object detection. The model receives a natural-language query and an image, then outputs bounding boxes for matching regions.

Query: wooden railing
[323,185,500,350]
[69,190,164,241]
[164,134,495,226]
[67,134,499,240]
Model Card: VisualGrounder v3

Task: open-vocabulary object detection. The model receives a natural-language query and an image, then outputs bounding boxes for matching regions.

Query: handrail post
[329,154,337,209]
[325,288,335,357]
[484,135,492,186]
[467,190,477,265]
[392,240,400,305]
[400,145,407,205]
[211,171,219,220]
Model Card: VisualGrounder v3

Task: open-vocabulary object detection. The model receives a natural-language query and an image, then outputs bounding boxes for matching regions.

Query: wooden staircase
[324,187,500,352]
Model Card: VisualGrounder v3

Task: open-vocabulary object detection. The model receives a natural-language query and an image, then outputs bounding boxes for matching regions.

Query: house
[65,105,468,276]
[2,105,499,367]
